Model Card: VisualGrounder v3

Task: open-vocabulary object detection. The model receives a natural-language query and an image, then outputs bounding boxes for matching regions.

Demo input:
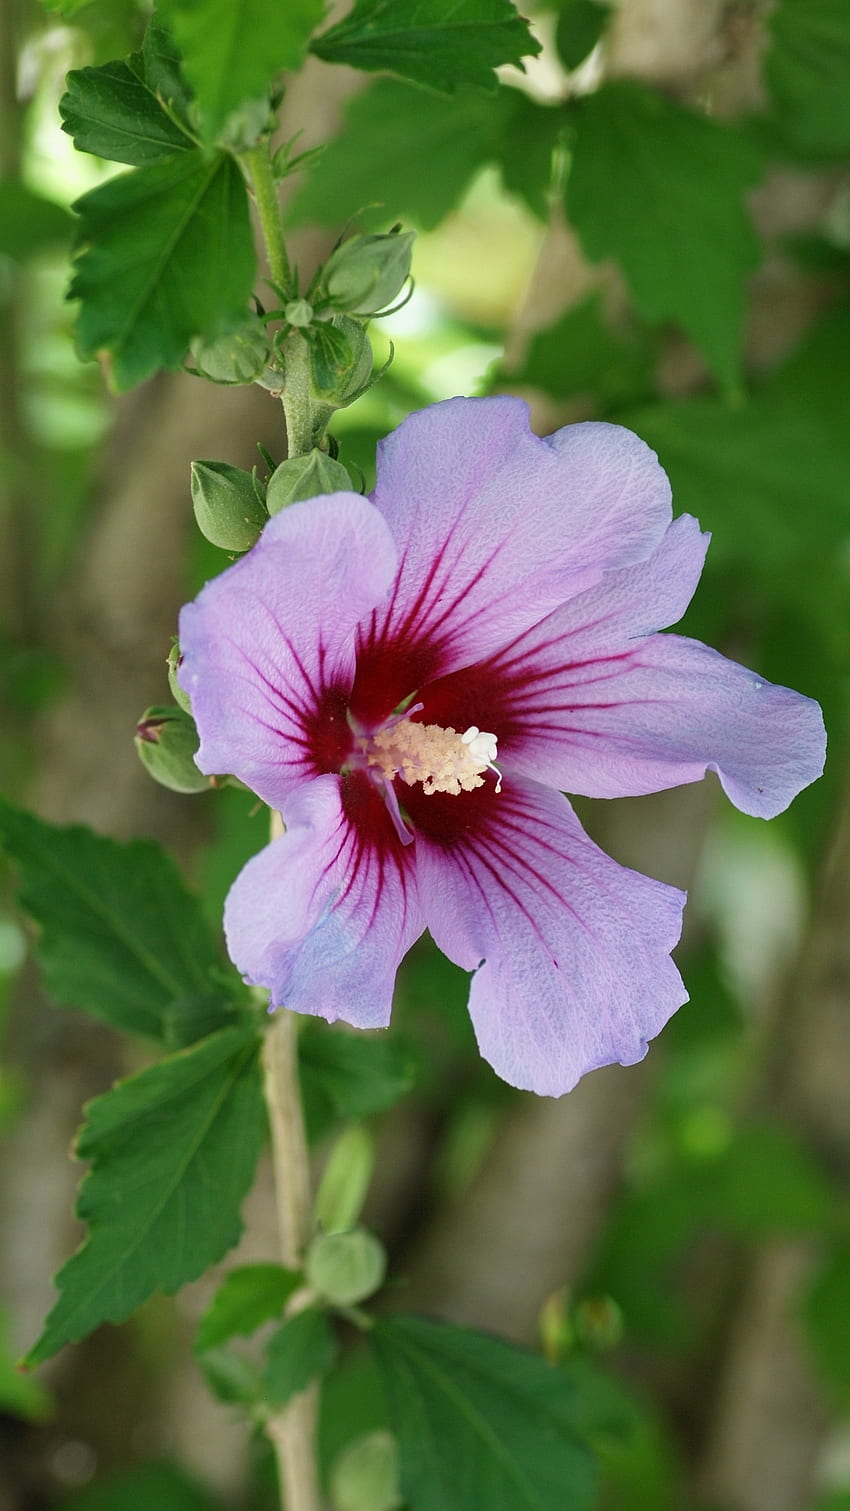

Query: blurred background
[1,1,849,1508]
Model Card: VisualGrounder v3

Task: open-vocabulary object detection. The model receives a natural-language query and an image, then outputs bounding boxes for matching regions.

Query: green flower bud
[329,1432,402,1511]
[305,1228,386,1308]
[314,1125,375,1236]
[285,298,314,328]
[191,459,268,552]
[167,642,192,714]
[307,315,373,408]
[266,449,351,515]
[191,321,271,384]
[135,705,210,794]
[323,231,415,316]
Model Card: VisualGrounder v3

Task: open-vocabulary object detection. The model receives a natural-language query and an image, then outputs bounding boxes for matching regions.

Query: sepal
[306,314,373,407]
[167,642,192,714]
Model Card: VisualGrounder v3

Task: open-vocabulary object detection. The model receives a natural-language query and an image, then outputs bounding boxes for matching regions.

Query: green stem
[261,812,324,1511]
[243,143,292,295]
[281,331,316,459]
[242,144,317,459]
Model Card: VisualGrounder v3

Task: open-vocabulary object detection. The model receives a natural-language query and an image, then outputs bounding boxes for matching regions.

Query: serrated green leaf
[0,799,230,1041]
[264,1308,337,1407]
[0,180,71,260]
[26,1028,265,1366]
[567,81,762,389]
[495,91,560,220]
[140,20,193,119]
[0,1307,51,1422]
[198,1345,265,1406]
[759,296,850,446]
[372,1316,597,1511]
[618,397,850,570]
[70,149,254,390]
[556,0,610,70]
[500,291,652,403]
[158,0,324,140]
[139,18,193,114]
[163,990,246,1050]
[311,0,539,94]
[288,79,504,231]
[195,1263,301,1352]
[766,0,850,157]
[299,1020,415,1143]
[60,59,194,166]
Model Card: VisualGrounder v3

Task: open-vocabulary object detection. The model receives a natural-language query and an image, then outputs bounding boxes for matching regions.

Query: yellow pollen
[365,720,501,796]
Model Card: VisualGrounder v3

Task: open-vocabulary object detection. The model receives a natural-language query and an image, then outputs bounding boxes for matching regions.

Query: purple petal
[414,777,687,1096]
[225,775,424,1027]
[364,398,673,686]
[178,495,397,808]
[484,518,825,816]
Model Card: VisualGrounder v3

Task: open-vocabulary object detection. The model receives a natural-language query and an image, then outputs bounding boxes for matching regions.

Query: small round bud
[306,1228,386,1308]
[135,705,210,794]
[314,1125,375,1236]
[167,642,192,714]
[323,231,415,316]
[285,298,314,328]
[329,1431,402,1511]
[266,449,351,515]
[191,322,271,384]
[191,459,268,552]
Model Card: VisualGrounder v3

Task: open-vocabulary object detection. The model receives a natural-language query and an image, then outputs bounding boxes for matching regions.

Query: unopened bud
[266,449,351,515]
[323,231,414,316]
[167,642,192,714]
[191,459,268,551]
[135,705,210,793]
[306,1228,386,1308]
[315,1125,375,1235]
[285,298,314,328]
[191,321,271,385]
[329,1431,402,1511]
[307,315,372,407]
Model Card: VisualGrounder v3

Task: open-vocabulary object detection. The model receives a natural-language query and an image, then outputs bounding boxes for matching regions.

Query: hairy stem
[261,813,323,1511]
[242,144,316,459]
[281,331,316,458]
[243,143,292,295]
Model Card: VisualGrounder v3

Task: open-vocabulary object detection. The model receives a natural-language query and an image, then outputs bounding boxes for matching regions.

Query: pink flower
[178,398,825,1095]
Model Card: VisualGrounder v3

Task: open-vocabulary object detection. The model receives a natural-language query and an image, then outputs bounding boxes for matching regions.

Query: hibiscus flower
[178,397,825,1095]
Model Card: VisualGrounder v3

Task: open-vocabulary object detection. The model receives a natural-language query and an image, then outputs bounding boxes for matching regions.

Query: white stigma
[365,719,502,796]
